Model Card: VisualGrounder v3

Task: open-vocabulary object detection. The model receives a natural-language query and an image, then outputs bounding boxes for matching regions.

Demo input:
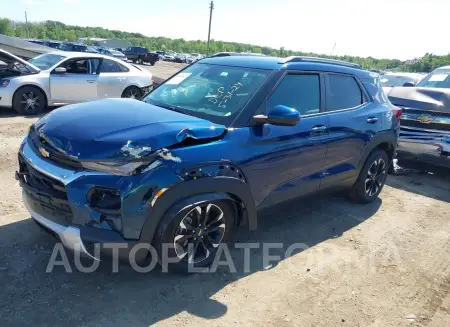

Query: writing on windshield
[144,63,270,125]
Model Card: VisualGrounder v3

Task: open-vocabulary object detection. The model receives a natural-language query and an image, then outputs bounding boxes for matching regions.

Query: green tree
[0,18,14,36]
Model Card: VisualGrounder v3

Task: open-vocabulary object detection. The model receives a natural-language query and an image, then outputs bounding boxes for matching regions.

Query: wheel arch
[139,176,257,244]
[358,130,397,170]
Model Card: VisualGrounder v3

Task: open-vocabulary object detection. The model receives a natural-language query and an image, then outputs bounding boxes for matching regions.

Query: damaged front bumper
[18,138,181,259]
[397,128,450,168]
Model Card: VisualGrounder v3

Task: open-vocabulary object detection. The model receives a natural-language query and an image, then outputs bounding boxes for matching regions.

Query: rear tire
[349,149,389,204]
[13,86,46,115]
[121,86,142,99]
[153,200,236,273]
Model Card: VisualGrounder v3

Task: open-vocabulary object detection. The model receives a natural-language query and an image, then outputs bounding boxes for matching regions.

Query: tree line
[1,17,449,73]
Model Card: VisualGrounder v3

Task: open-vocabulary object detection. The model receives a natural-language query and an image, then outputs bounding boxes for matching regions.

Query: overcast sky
[2,0,449,60]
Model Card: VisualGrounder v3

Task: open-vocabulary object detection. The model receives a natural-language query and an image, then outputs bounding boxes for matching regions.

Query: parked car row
[26,39,100,54]
[157,51,204,64]
[25,38,208,66]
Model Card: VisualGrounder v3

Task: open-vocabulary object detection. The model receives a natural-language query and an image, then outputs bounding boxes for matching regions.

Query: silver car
[0,49,153,115]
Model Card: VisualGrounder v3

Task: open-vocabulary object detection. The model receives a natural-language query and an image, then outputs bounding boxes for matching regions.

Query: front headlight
[81,161,146,176]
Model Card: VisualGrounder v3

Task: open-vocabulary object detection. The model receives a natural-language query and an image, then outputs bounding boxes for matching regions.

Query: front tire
[349,149,389,203]
[12,86,46,115]
[153,200,236,273]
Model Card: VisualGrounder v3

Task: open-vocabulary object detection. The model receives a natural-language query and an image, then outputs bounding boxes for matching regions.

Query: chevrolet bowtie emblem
[416,115,434,123]
[39,147,50,158]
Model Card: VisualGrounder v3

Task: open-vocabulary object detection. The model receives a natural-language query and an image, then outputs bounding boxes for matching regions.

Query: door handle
[86,80,96,83]
[366,117,378,124]
[310,125,328,135]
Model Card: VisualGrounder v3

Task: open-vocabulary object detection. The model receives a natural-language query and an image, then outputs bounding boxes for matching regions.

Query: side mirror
[403,82,415,87]
[54,67,67,74]
[253,105,300,126]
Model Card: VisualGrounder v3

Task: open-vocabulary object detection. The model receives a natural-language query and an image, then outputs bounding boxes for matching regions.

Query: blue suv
[17,55,400,271]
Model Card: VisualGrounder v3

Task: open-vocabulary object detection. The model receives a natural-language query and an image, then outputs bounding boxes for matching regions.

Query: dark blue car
[17,55,400,271]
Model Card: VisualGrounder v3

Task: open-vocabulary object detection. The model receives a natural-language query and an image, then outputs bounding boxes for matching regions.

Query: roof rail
[211,52,267,58]
[279,56,361,69]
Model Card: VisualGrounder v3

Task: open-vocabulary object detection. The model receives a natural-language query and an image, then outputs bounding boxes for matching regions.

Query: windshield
[380,75,418,87]
[29,53,66,70]
[417,70,450,88]
[144,63,270,125]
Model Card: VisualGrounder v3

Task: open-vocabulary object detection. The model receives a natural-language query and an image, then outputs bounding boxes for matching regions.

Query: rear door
[96,59,129,98]
[321,73,381,188]
[49,57,100,104]
[246,72,331,207]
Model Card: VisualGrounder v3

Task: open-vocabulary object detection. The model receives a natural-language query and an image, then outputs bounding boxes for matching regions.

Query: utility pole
[206,1,214,56]
[25,11,28,37]
[330,42,336,56]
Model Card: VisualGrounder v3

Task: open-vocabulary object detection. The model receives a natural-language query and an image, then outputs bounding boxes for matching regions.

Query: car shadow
[0,107,51,119]
[0,195,381,326]
[387,169,450,203]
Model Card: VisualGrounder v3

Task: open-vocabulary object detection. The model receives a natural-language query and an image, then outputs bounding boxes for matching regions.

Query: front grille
[18,155,72,226]
[29,127,83,170]
[403,109,450,118]
[401,119,450,131]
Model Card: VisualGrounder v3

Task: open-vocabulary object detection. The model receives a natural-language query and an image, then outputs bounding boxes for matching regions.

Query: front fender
[139,176,257,244]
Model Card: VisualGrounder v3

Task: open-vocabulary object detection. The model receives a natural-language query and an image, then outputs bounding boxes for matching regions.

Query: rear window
[417,70,450,89]
[327,74,363,111]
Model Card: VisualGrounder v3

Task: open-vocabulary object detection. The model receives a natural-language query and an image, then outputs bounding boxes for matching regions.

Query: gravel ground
[0,74,449,326]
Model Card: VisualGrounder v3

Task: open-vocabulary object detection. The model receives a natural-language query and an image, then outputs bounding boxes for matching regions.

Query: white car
[0,49,153,115]
[380,72,424,95]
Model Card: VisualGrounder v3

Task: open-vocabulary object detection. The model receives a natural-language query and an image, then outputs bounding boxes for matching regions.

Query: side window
[118,63,130,72]
[62,59,89,74]
[267,74,320,115]
[327,74,363,111]
[99,59,122,73]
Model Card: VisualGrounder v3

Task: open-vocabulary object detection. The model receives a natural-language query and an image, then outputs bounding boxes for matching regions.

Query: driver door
[50,58,100,104]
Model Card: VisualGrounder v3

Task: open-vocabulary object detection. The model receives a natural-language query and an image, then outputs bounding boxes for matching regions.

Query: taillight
[391,106,402,120]
[151,74,154,84]
[144,53,147,57]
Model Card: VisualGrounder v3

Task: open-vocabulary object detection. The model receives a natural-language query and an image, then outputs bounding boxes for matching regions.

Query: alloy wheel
[364,158,387,197]
[20,91,40,113]
[174,203,226,264]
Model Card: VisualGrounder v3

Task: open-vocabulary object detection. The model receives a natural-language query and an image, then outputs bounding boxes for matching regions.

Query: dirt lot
[0,102,450,326]
[138,60,186,84]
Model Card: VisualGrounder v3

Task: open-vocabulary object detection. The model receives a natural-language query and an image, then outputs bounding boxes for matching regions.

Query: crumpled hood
[34,98,226,160]
[388,87,450,112]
